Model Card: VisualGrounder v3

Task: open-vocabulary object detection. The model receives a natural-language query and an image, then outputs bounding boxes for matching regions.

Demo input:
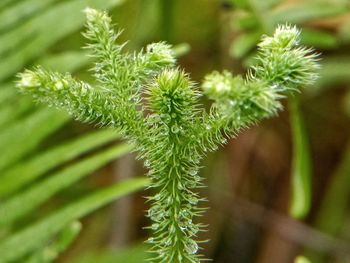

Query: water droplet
[55,81,64,90]
[189,169,198,176]
[146,237,155,244]
[205,124,211,130]
[171,124,180,134]
[154,194,161,201]
[228,100,235,106]
[169,224,176,233]
[161,114,171,123]
[189,225,199,237]
[144,160,151,168]
[189,197,198,205]
[151,223,159,230]
[185,240,198,255]
[164,239,172,246]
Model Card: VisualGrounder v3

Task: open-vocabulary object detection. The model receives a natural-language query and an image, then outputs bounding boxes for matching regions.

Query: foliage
[17,7,319,263]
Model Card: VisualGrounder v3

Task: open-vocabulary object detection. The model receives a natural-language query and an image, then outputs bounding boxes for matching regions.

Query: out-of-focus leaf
[24,221,82,263]
[0,143,133,226]
[0,0,57,32]
[0,0,126,82]
[295,255,312,263]
[55,221,82,253]
[301,28,338,49]
[270,3,346,24]
[71,244,149,263]
[230,31,262,59]
[0,109,70,172]
[289,96,312,219]
[344,91,350,117]
[226,0,249,9]
[172,43,190,58]
[38,51,90,73]
[0,177,149,263]
[315,141,350,235]
[339,18,350,43]
[0,84,15,106]
[317,57,350,86]
[0,129,123,197]
[231,11,259,31]
[0,98,32,129]
[0,0,16,10]
[249,0,281,12]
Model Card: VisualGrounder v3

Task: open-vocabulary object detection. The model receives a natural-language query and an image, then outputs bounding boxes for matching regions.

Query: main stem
[147,130,202,262]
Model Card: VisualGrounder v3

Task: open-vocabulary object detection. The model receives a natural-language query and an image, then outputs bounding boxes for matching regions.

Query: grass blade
[0,109,69,172]
[0,177,149,263]
[0,143,133,226]
[0,0,126,82]
[0,129,124,197]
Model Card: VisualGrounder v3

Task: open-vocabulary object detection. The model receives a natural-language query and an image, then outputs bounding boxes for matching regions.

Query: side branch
[17,67,144,140]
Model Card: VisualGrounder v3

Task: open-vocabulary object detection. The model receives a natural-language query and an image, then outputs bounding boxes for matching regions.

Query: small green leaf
[289,96,312,219]
[0,177,149,263]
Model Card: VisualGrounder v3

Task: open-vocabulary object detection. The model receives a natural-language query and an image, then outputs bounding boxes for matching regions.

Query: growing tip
[16,70,40,89]
[83,7,109,23]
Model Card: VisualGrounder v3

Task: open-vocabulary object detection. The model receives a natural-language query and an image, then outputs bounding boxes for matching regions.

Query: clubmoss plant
[17,8,319,263]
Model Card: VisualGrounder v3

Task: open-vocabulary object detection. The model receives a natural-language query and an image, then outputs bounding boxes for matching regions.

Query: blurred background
[1,0,350,262]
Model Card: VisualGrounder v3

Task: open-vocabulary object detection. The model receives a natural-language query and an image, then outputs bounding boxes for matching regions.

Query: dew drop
[154,193,161,201]
[189,197,198,205]
[151,223,159,230]
[146,237,155,244]
[229,100,236,107]
[164,239,172,246]
[144,160,151,168]
[189,169,198,176]
[55,81,64,90]
[171,124,180,134]
[185,240,199,255]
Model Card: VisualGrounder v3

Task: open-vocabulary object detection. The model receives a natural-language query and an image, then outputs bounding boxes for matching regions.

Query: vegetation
[1,1,350,262]
[17,8,318,262]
